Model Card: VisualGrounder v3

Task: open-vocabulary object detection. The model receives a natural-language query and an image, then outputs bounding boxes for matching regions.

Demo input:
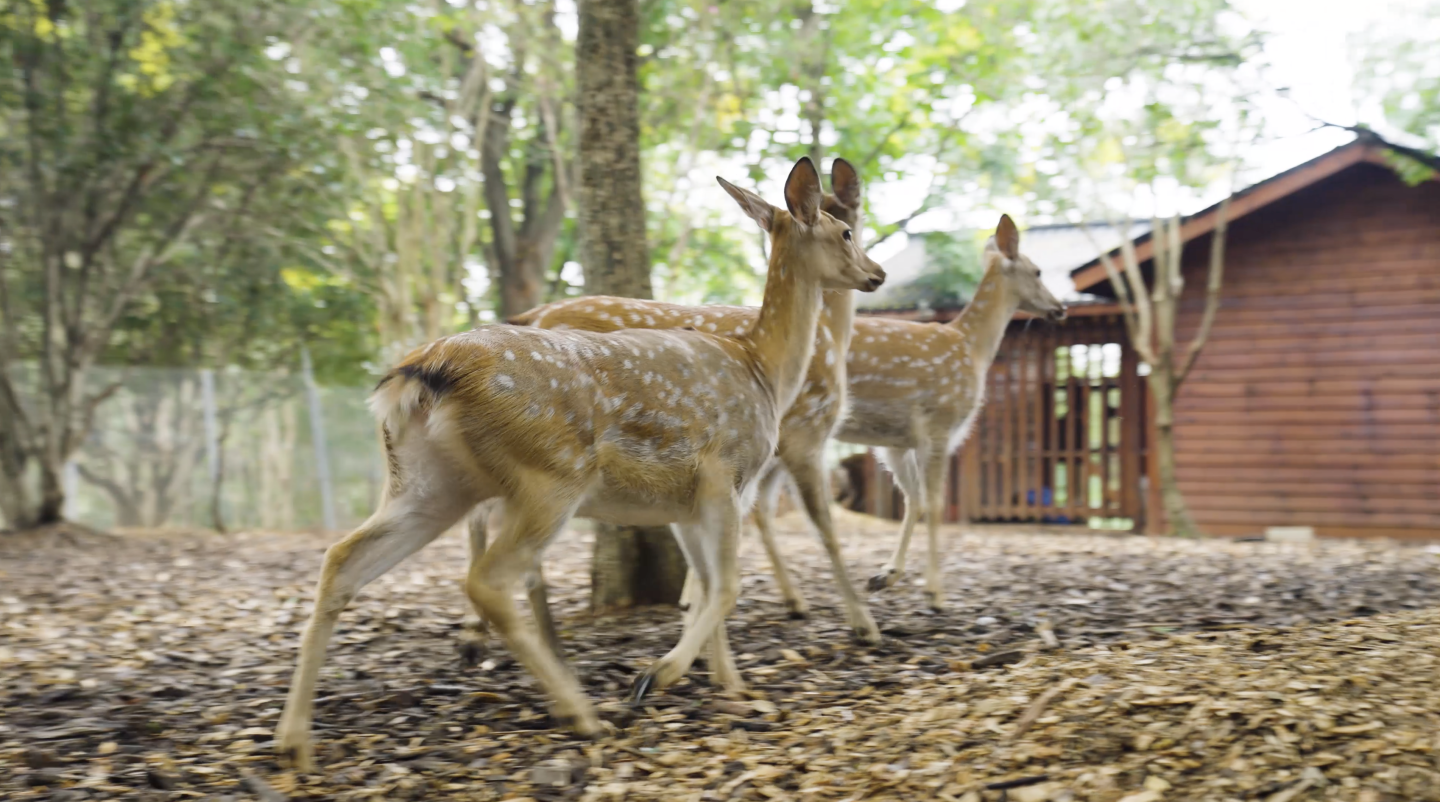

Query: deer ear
[995,214,1020,259]
[829,157,861,210]
[717,177,775,232]
[784,157,823,227]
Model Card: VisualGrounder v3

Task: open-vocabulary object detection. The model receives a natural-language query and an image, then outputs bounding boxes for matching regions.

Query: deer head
[822,157,863,234]
[987,214,1067,322]
[719,157,885,293]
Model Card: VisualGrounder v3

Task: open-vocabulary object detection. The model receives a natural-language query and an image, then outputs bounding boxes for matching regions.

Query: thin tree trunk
[1148,366,1198,537]
[577,0,683,609]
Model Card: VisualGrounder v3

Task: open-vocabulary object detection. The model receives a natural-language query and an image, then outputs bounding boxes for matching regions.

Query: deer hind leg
[922,449,951,611]
[467,488,599,736]
[751,460,808,619]
[783,449,881,644]
[706,604,743,693]
[679,567,699,632]
[460,499,499,667]
[277,483,477,772]
[460,499,564,665]
[632,464,742,701]
[869,447,925,591]
[527,564,563,658]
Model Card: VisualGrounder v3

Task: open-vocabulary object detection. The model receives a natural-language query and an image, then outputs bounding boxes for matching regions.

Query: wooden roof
[1069,137,1440,293]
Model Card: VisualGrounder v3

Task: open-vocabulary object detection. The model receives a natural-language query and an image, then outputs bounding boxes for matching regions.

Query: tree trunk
[1148,371,1199,538]
[26,452,67,528]
[577,0,683,609]
[0,457,64,530]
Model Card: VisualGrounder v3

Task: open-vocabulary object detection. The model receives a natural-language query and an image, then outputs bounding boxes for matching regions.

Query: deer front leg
[278,491,472,772]
[922,449,950,611]
[869,447,924,591]
[632,467,742,701]
[784,450,881,644]
[751,461,808,618]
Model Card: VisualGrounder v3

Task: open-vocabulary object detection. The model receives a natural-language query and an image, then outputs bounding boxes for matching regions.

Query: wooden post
[1028,332,1044,519]
[301,348,338,531]
[1016,331,1031,519]
[200,369,221,526]
[1047,332,1062,518]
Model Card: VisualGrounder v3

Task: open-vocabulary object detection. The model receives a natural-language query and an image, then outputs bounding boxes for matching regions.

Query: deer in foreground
[461,158,883,656]
[837,215,1065,608]
[465,211,1063,654]
[274,157,885,771]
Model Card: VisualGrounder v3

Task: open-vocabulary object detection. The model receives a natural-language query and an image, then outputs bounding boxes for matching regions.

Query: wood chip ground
[3,512,1440,801]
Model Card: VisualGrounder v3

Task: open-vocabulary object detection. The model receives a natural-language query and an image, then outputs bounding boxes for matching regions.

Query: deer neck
[947,266,1019,373]
[745,237,824,413]
[821,289,856,356]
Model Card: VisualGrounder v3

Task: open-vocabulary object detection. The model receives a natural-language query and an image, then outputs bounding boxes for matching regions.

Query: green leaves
[0,0,1284,381]
[1354,2,1440,174]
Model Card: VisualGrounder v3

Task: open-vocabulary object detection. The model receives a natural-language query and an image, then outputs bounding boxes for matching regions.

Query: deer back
[509,295,853,443]
[374,324,782,514]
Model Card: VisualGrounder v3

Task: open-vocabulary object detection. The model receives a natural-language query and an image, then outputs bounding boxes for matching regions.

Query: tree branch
[856,118,910,172]
[1080,220,1152,364]
[75,460,139,512]
[481,102,519,268]
[1113,212,1154,363]
[865,195,938,251]
[63,379,124,458]
[85,180,213,364]
[1174,196,1231,391]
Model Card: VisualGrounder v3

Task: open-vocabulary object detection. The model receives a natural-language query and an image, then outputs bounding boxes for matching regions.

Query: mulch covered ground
[3,512,1440,801]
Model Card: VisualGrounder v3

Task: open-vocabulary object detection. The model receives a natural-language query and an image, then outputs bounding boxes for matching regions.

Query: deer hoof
[553,712,604,739]
[459,639,486,668]
[924,591,944,612]
[629,670,658,707]
[867,569,898,592]
[276,729,316,774]
[853,626,883,646]
[785,599,810,620]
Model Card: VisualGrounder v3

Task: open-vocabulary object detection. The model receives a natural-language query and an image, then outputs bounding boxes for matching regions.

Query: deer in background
[837,215,1065,609]
[462,158,884,655]
[275,157,885,771]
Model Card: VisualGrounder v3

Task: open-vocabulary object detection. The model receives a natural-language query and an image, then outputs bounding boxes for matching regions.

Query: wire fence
[8,361,866,533]
[15,363,385,533]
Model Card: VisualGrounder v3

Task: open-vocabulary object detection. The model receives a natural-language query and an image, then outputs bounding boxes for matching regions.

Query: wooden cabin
[846,139,1440,539]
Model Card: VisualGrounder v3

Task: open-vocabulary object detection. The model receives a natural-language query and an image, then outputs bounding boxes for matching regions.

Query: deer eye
[842,229,853,242]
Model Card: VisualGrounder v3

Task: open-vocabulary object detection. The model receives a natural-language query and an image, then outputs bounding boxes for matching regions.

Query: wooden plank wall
[970,316,1144,524]
[1169,163,1440,537]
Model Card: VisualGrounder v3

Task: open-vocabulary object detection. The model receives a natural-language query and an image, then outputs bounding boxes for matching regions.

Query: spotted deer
[274,157,885,771]
[837,215,1066,608]
[462,158,884,655]
[482,214,1065,629]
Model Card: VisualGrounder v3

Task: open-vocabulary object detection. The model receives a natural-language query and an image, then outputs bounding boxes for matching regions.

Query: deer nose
[1047,305,1068,322]
[865,266,886,291]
